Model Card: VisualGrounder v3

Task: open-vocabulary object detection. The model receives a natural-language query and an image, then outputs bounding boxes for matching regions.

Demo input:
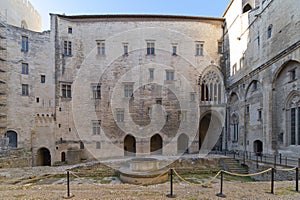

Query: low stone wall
[0,148,32,168]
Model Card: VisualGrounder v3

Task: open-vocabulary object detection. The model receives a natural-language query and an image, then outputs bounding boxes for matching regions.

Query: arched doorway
[199,113,223,152]
[177,133,189,154]
[5,131,17,148]
[37,148,51,166]
[151,134,162,155]
[124,135,136,156]
[253,140,263,155]
[61,152,66,162]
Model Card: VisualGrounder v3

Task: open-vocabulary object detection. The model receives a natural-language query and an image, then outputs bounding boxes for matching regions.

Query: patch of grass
[13,194,26,198]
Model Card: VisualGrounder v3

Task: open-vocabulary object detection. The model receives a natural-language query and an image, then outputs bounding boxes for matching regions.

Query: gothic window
[288,95,300,145]
[267,24,273,39]
[200,70,222,103]
[232,114,239,142]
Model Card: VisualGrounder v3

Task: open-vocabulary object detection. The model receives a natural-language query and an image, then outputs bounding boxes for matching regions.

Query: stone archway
[150,134,162,155]
[177,133,189,154]
[5,131,17,148]
[124,134,136,156]
[37,148,51,166]
[199,113,223,152]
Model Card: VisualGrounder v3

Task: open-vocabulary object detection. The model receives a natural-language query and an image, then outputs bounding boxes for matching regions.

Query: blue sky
[29,0,231,30]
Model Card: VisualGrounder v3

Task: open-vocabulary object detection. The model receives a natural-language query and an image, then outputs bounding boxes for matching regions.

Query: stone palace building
[0,0,299,166]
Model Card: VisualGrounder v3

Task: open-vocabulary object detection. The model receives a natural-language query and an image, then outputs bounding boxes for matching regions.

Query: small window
[218,41,223,54]
[148,107,152,117]
[96,142,101,149]
[290,69,296,81]
[92,120,101,135]
[257,33,260,46]
[116,110,124,122]
[166,70,174,81]
[123,43,128,55]
[172,45,177,56]
[22,63,29,75]
[246,105,250,114]
[41,75,46,83]
[64,41,72,56]
[92,84,101,99]
[190,93,195,101]
[97,40,105,55]
[22,84,29,96]
[195,43,204,56]
[258,109,262,121]
[156,98,162,105]
[124,84,134,97]
[80,141,84,149]
[36,97,39,103]
[62,84,72,98]
[149,69,154,79]
[267,24,273,39]
[146,41,155,55]
[21,36,28,52]
[68,27,72,34]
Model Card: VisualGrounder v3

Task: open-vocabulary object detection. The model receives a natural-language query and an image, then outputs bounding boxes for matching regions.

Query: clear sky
[29,0,232,30]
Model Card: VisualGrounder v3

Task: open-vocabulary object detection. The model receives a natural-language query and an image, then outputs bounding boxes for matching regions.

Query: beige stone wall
[0,0,42,32]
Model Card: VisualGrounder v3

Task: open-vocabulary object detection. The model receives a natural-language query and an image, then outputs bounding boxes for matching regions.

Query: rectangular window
[21,36,28,52]
[96,142,101,149]
[172,45,177,56]
[64,41,72,56]
[123,43,128,55]
[166,71,174,81]
[22,84,29,96]
[97,41,105,55]
[116,110,124,122]
[290,69,296,81]
[41,75,46,83]
[62,84,72,98]
[190,92,195,101]
[233,124,239,142]
[218,41,223,54]
[68,27,72,34]
[92,120,101,135]
[124,84,133,97]
[291,108,296,145]
[258,109,262,120]
[92,85,101,99]
[149,69,154,79]
[22,63,29,75]
[147,42,155,55]
[195,43,204,56]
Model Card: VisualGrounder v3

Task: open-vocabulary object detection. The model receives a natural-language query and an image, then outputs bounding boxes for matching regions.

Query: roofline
[51,14,224,22]
[222,0,235,17]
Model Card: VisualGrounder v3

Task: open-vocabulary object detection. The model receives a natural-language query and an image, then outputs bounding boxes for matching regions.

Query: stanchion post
[167,169,176,198]
[256,155,258,169]
[67,170,70,198]
[296,167,299,192]
[279,154,282,165]
[271,168,275,194]
[216,171,226,198]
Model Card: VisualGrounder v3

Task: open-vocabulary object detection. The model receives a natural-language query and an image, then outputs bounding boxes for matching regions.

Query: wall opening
[124,134,136,156]
[177,133,189,154]
[253,140,263,155]
[37,148,51,166]
[5,131,18,148]
[151,134,162,155]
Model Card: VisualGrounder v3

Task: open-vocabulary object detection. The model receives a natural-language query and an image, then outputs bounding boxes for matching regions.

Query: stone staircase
[221,158,248,174]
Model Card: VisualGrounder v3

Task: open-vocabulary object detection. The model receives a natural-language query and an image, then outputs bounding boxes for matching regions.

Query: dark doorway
[254,140,263,155]
[61,152,66,162]
[124,134,136,156]
[177,133,189,154]
[150,134,162,155]
[199,113,223,151]
[5,131,17,148]
[37,148,51,166]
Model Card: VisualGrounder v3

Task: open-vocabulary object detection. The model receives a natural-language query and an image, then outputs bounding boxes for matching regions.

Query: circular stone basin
[130,158,159,172]
[119,158,168,185]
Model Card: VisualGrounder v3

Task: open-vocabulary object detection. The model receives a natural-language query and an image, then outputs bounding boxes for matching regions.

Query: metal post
[167,169,176,198]
[296,167,299,192]
[67,170,70,197]
[279,154,282,165]
[243,152,245,164]
[216,171,226,198]
[271,168,275,194]
[256,155,258,169]
[298,158,300,168]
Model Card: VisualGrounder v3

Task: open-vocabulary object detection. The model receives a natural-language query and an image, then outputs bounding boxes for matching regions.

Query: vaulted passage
[37,148,51,166]
[124,134,136,156]
[151,134,162,155]
[253,140,263,155]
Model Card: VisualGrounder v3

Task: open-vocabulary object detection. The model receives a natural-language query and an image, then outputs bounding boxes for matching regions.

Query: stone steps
[221,158,248,174]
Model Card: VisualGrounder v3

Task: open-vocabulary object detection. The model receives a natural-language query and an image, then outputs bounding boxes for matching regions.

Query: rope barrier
[223,168,272,177]
[275,167,297,171]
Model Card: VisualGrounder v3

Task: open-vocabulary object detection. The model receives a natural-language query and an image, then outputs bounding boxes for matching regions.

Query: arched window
[243,4,252,13]
[200,70,223,103]
[267,24,273,39]
[231,114,239,142]
[288,95,300,145]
